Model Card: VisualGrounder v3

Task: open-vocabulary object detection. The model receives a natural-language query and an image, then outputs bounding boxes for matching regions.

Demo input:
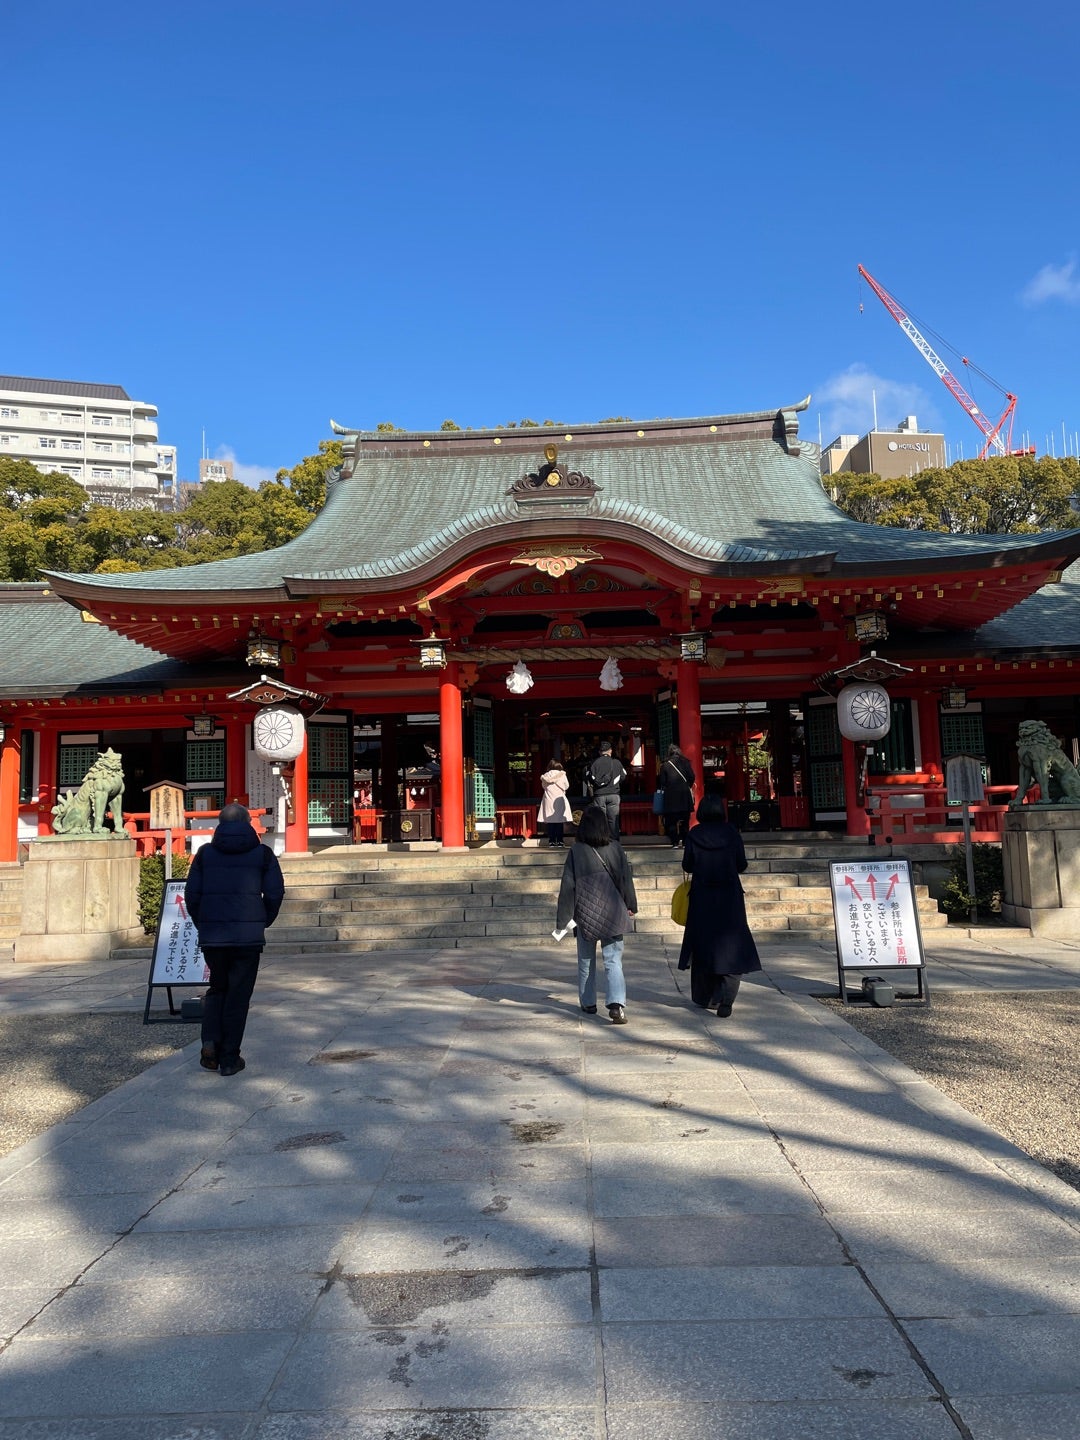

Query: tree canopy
[0,443,337,581]
[829,455,1080,534]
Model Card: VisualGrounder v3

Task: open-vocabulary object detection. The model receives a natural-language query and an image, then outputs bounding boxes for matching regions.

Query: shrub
[138,852,192,934]
[940,841,1003,922]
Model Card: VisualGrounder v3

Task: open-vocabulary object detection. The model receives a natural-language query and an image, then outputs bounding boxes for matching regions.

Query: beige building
[822,415,945,480]
[199,457,234,483]
[0,374,168,507]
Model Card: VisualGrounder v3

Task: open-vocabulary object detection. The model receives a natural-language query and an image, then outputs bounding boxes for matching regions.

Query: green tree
[275,439,343,515]
[831,456,1080,534]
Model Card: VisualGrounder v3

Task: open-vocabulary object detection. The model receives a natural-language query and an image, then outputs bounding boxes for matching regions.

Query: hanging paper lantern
[599,656,624,692]
[252,703,306,762]
[836,683,892,742]
[505,660,535,695]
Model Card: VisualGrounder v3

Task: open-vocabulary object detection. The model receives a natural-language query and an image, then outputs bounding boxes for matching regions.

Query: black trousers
[593,793,621,838]
[664,809,691,846]
[201,946,261,1064]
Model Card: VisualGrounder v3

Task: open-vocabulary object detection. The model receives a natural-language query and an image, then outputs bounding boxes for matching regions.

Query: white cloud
[814,364,931,443]
[1021,259,1080,305]
[214,444,276,488]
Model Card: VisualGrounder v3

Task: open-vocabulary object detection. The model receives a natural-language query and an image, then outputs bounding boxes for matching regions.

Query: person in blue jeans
[185,803,284,1076]
[555,805,638,1024]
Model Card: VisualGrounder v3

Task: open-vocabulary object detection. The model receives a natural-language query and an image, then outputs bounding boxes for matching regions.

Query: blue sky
[5,1,1079,483]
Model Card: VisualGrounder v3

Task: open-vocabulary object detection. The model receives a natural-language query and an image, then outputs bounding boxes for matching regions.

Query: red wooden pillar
[917,692,944,777]
[0,729,21,863]
[37,725,57,836]
[676,657,703,821]
[285,732,309,853]
[842,735,871,838]
[226,718,248,804]
[440,661,466,850]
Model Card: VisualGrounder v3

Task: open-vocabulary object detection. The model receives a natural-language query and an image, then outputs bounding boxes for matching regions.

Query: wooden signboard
[828,858,928,1004]
[142,879,208,1023]
[146,780,186,831]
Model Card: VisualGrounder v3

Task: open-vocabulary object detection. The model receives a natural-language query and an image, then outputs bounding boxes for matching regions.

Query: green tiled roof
[969,561,1080,652]
[42,412,1080,595]
[0,587,225,697]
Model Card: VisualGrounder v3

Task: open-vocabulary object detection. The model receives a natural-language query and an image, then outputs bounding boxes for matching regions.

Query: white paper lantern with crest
[252,704,306,763]
[836,683,892,742]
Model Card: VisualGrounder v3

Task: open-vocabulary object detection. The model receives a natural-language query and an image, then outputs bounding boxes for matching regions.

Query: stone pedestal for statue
[1001,806,1080,938]
[14,836,144,962]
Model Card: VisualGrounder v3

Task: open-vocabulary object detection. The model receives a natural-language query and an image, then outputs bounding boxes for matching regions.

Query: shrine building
[4,398,1080,860]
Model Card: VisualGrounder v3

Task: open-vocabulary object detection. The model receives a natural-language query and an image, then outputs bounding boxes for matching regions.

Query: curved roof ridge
[330,398,812,441]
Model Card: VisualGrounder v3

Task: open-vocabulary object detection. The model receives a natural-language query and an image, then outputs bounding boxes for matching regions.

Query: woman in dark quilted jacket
[556,805,638,1024]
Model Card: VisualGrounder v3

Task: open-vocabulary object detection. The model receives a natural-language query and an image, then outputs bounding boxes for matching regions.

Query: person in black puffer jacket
[184,803,284,1077]
[556,805,638,1024]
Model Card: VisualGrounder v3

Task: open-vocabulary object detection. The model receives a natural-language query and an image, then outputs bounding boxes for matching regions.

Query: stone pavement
[1,927,1080,1439]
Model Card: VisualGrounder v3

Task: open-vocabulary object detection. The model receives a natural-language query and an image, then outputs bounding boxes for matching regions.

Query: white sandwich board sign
[143,879,208,1023]
[828,858,928,1003]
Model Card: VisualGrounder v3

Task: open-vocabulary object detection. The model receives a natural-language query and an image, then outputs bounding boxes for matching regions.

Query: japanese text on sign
[150,880,208,986]
[829,860,924,971]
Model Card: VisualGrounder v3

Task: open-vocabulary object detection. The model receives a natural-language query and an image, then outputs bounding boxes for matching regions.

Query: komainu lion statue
[1009,720,1080,808]
[52,748,126,836]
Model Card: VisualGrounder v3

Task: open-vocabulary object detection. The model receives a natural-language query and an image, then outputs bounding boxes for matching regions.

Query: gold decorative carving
[759,577,807,598]
[511,545,602,579]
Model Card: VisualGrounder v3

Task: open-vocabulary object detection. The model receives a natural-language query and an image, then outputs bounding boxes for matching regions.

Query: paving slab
[604,1399,960,1440]
[950,1393,1080,1439]
[0,1332,294,1417]
[861,1255,1080,1318]
[254,1410,597,1440]
[270,1323,597,1410]
[1,924,1079,1433]
[600,1317,933,1403]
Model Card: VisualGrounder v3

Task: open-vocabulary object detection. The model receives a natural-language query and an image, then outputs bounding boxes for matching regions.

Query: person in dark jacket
[556,805,638,1024]
[185,803,284,1076]
[678,792,761,1016]
[585,740,627,838]
[657,743,696,847]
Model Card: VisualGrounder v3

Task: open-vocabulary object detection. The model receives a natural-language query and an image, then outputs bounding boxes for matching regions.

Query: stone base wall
[1001,806,1080,938]
[14,836,144,962]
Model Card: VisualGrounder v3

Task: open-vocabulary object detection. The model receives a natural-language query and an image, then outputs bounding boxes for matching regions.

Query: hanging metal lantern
[252,703,306,762]
[836,682,892,742]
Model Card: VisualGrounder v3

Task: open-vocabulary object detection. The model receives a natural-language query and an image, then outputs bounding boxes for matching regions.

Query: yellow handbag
[671,877,691,926]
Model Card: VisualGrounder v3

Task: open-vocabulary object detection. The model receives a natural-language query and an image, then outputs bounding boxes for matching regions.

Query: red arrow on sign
[886,873,899,900]
[843,876,862,901]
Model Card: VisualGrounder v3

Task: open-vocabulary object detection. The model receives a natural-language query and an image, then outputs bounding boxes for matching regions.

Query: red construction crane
[857,265,1019,459]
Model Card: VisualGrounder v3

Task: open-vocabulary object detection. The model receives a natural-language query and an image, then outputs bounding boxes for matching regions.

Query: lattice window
[810,759,845,810]
[940,713,985,759]
[186,738,226,783]
[58,744,99,787]
[807,703,840,755]
[657,697,673,757]
[309,723,349,773]
[471,768,496,820]
[472,708,494,770]
[308,777,350,825]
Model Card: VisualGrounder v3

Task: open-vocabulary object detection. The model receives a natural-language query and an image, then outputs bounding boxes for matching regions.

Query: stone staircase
[262,841,948,955]
[0,864,23,956]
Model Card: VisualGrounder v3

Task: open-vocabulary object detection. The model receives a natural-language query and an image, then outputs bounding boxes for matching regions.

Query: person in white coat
[538,760,571,847]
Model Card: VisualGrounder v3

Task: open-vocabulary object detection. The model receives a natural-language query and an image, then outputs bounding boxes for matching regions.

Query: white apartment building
[0,375,166,507]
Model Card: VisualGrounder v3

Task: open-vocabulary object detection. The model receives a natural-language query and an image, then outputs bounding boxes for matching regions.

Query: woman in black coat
[657,743,695,847]
[677,793,761,1016]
